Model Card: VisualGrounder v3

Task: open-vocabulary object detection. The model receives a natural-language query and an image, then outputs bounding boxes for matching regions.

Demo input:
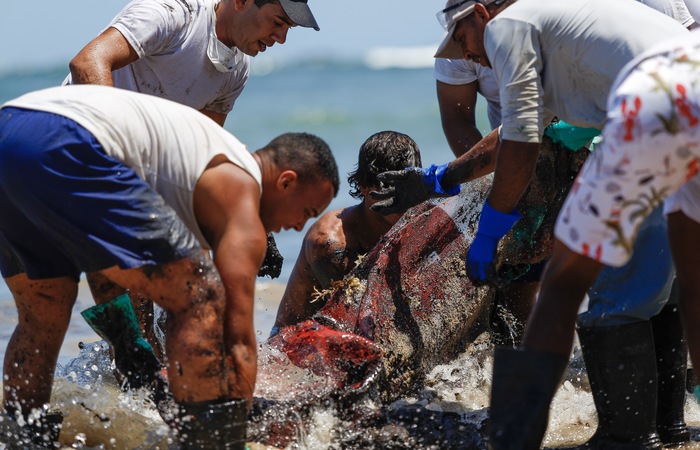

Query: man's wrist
[423,163,461,195]
[478,201,521,239]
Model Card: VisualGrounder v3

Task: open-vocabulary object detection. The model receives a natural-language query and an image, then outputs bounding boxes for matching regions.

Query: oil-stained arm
[194,158,267,402]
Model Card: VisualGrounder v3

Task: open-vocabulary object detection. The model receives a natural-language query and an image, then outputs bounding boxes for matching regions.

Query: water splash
[1,341,174,449]
[3,337,700,448]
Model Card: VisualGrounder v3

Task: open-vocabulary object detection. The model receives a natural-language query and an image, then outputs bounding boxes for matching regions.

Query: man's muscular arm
[437,80,484,158]
[274,210,355,329]
[70,27,139,86]
[306,224,354,290]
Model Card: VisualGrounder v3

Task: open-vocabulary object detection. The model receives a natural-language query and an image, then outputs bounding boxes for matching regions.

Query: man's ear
[473,3,491,22]
[277,170,299,191]
[232,0,249,12]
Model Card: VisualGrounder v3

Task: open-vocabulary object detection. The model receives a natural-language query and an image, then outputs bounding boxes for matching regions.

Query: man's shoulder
[302,206,366,287]
[111,0,207,31]
[125,0,206,13]
[434,58,484,84]
[304,205,366,257]
[305,208,345,246]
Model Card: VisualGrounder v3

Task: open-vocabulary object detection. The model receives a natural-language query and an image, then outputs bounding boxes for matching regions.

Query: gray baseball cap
[279,0,319,31]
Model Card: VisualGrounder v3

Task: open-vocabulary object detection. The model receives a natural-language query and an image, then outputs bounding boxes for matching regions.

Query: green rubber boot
[81,293,161,391]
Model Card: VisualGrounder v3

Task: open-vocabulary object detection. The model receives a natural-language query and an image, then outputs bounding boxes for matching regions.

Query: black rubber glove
[370,163,461,215]
[258,233,283,279]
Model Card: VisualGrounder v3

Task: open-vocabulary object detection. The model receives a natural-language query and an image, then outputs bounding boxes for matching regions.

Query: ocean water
[228,59,489,277]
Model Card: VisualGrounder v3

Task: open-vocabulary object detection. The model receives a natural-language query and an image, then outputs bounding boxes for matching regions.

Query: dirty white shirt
[434,58,502,130]
[486,0,687,143]
[64,0,249,115]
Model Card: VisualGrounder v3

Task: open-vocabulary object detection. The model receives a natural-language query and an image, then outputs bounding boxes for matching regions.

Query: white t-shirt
[65,0,249,115]
[433,58,501,130]
[486,0,687,143]
[684,0,700,22]
[3,85,262,248]
[638,0,695,27]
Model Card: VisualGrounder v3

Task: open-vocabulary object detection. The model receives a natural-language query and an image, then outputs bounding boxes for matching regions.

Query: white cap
[434,0,498,59]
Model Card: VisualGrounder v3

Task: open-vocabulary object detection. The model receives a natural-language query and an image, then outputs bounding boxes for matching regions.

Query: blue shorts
[0,107,200,281]
[577,205,675,327]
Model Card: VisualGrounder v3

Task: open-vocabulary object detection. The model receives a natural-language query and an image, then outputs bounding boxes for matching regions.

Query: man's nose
[274,27,289,45]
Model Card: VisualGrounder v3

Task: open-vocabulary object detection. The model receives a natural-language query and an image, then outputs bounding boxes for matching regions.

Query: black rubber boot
[577,321,663,449]
[488,346,569,450]
[490,290,522,348]
[4,405,63,449]
[178,398,248,449]
[651,303,690,445]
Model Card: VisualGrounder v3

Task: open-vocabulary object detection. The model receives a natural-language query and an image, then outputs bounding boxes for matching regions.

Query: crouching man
[0,85,338,449]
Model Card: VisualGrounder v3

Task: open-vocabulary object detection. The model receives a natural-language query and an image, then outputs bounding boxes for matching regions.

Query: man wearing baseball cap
[67,0,319,126]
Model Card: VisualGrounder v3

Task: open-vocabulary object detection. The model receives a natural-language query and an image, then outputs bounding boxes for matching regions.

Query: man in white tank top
[0,85,339,448]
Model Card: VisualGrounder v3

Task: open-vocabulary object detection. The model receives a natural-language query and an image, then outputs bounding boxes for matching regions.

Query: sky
[0,0,446,73]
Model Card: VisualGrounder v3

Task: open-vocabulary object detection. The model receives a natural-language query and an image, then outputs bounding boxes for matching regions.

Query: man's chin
[238,45,258,57]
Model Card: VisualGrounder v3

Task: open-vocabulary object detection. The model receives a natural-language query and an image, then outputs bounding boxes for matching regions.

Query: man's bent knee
[99,251,225,314]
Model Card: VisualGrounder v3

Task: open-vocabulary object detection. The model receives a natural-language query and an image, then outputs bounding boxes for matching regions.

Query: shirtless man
[0,84,338,448]
[271,131,422,334]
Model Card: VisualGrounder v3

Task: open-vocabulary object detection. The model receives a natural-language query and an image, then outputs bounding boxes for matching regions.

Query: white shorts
[555,42,700,266]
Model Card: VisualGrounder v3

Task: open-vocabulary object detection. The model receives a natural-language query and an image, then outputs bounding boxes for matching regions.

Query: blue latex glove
[422,163,461,195]
[466,201,521,287]
[370,163,461,215]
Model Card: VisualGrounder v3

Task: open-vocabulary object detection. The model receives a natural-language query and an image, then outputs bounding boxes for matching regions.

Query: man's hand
[257,233,283,278]
[466,202,521,287]
[370,163,461,215]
